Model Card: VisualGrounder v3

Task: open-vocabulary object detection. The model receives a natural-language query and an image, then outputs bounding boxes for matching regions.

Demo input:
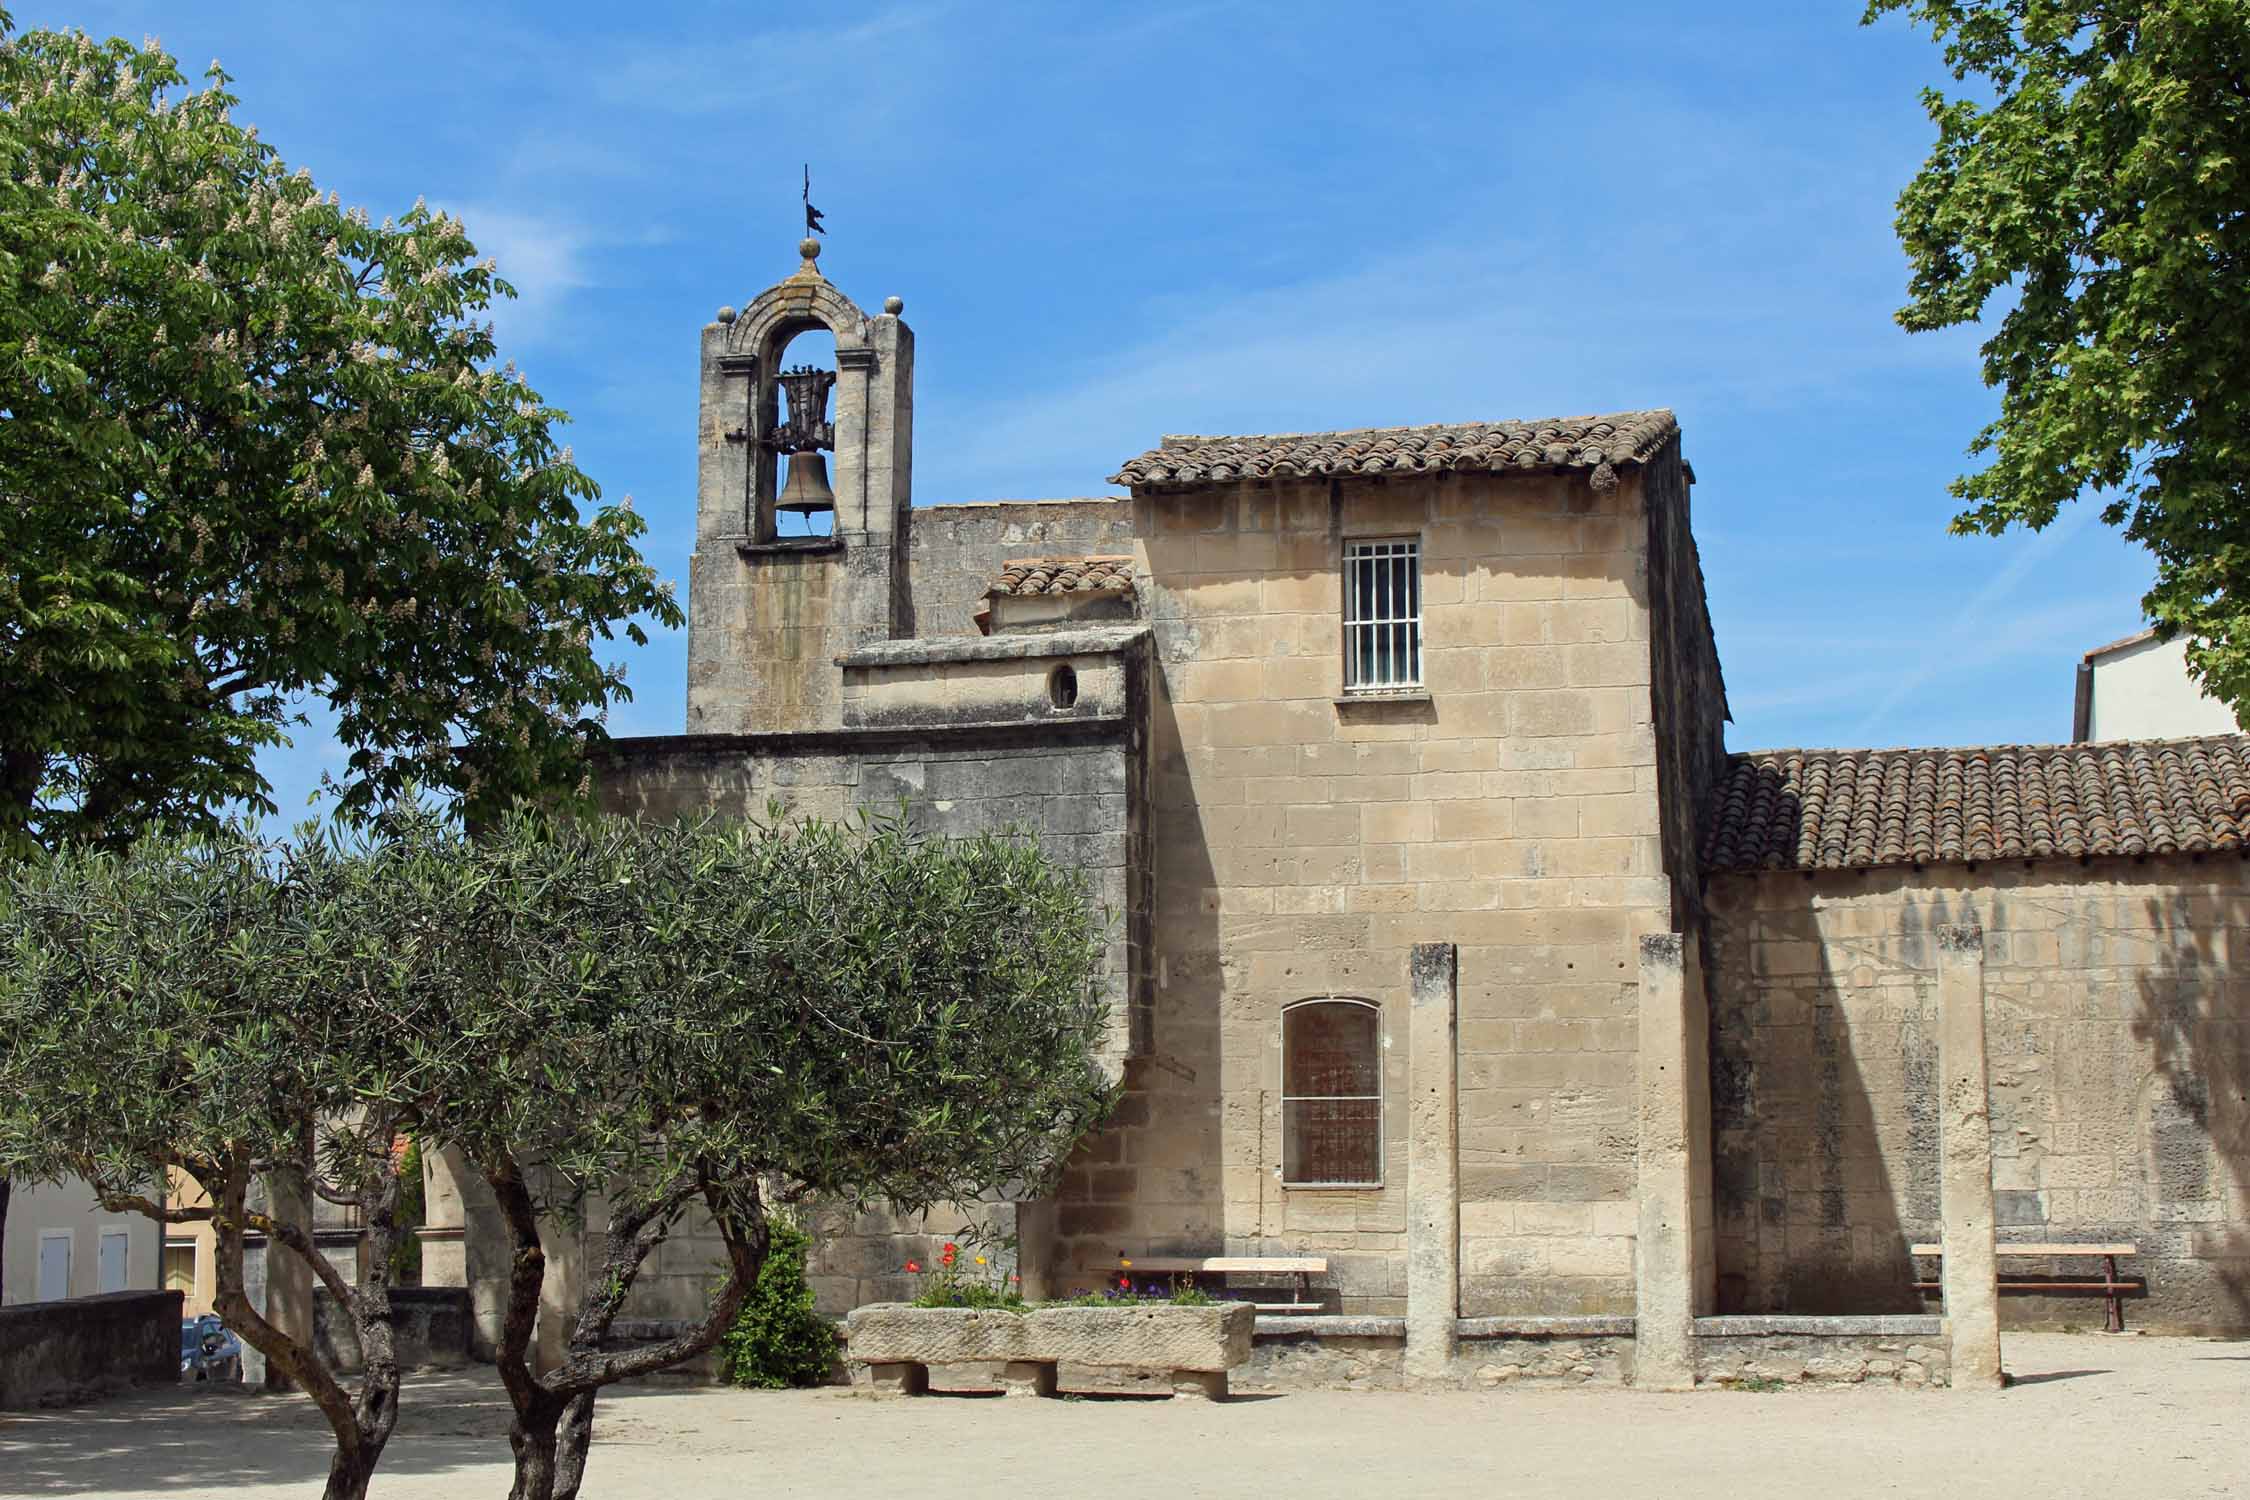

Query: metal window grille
[1343,538,1422,690]
[1281,999,1383,1186]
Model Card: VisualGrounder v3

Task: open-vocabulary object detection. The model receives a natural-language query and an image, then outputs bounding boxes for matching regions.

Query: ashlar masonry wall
[906,498,1136,639]
[1707,857,2250,1331]
[1045,465,1691,1316]
[588,633,1148,1324]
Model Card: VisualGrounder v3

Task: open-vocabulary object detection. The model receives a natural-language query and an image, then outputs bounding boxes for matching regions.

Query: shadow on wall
[1710,904,1922,1315]
[2129,894,2249,1329]
[1712,871,2250,1330]
[1047,663,1224,1292]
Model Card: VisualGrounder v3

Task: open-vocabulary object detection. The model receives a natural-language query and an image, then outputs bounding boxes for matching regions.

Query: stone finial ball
[715,305,737,324]
[799,237,822,260]
[883,296,904,315]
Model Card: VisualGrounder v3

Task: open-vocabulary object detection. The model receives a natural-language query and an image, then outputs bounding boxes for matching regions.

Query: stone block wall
[0,1290,181,1408]
[1640,437,1728,928]
[1693,1315,1948,1386]
[1707,858,2250,1331]
[315,1287,473,1374]
[1237,1316,1632,1389]
[1042,466,1684,1315]
[905,498,1136,639]
[594,633,1148,1324]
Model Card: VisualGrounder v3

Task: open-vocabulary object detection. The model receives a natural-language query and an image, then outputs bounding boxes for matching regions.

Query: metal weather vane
[803,165,824,237]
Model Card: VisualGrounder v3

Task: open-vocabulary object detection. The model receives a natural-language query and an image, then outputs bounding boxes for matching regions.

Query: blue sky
[30,1,2164,824]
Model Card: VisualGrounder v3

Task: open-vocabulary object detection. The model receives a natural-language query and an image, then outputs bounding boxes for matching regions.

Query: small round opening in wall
[1048,664,1079,711]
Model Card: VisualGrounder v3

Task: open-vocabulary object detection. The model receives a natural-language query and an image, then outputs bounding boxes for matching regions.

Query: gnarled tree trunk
[207,1142,409,1500]
[480,1155,767,1500]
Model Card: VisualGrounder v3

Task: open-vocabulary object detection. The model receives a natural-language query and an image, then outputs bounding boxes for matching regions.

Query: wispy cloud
[588,4,954,117]
[1846,505,2108,739]
[444,203,595,345]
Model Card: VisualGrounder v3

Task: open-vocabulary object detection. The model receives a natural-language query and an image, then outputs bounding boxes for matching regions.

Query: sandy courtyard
[2,1333,2243,1499]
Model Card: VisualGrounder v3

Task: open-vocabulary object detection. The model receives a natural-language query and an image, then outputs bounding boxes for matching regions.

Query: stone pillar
[417,1143,468,1289]
[261,1152,315,1393]
[1937,924,2002,1390]
[534,1209,587,1378]
[1634,930,1708,1390]
[1405,942,1459,1384]
[998,1198,1061,1303]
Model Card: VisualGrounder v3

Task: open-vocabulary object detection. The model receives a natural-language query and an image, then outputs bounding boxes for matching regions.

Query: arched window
[1282,998,1382,1186]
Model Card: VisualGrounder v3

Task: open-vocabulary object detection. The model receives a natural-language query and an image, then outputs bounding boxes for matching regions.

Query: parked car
[180,1315,243,1383]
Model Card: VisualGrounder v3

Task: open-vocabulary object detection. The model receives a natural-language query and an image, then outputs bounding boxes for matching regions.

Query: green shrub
[716,1217,839,1389]
[910,1279,1028,1310]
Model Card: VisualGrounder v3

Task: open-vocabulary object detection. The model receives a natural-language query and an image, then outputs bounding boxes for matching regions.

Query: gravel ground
[2,1333,2243,1499]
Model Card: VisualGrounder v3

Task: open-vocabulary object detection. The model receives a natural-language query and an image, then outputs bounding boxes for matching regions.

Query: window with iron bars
[1342,538,1422,691]
[1281,998,1383,1187]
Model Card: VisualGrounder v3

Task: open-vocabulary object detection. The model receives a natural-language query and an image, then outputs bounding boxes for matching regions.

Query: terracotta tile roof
[1108,410,1677,489]
[990,556,1135,597]
[1701,736,2250,873]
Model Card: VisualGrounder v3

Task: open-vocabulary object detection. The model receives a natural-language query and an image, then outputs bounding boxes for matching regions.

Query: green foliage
[0,18,682,857]
[1866,0,2250,714]
[0,799,1114,1499]
[920,1282,1031,1309]
[1043,1286,1218,1308]
[715,1216,838,1389]
[398,803,1117,1223]
[0,821,372,1200]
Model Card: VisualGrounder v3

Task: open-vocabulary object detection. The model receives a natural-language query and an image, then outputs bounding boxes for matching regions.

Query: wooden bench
[1910,1242,2143,1332]
[1098,1256,1329,1314]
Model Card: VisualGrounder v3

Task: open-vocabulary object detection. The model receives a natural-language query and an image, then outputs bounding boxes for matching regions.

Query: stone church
[496,238,2246,1387]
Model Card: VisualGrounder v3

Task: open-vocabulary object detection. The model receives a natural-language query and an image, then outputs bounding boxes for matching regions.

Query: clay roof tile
[1109,410,1678,490]
[1699,736,2250,874]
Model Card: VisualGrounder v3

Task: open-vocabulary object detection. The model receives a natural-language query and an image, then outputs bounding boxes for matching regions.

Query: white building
[2074,628,2240,742]
[1,1178,160,1304]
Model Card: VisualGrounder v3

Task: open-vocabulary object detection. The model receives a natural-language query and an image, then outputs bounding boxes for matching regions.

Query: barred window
[1282,998,1382,1186]
[1343,538,1421,690]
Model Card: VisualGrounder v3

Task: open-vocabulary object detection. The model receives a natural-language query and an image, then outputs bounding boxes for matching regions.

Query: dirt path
[2,1334,2242,1499]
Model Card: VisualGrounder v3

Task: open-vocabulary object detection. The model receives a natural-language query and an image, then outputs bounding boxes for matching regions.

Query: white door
[36,1231,71,1301]
[98,1229,130,1293]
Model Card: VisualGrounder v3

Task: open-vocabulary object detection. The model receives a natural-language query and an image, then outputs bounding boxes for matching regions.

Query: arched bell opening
[757,324,838,539]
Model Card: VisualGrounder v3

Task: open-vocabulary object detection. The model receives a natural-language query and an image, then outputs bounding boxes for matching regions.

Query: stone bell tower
[686,236,914,733]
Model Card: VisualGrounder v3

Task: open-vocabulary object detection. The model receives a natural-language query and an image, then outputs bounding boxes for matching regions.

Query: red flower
[905,1260,921,1274]
[941,1242,958,1266]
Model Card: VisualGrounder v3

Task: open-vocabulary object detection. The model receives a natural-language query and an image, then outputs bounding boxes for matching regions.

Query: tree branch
[95,1191,215,1224]
[549,1171,764,1395]
[245,1208,358,1310]
[209,1163,362,1455]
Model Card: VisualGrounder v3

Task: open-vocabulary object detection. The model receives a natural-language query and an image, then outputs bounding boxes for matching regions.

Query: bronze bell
[775,451,835,518]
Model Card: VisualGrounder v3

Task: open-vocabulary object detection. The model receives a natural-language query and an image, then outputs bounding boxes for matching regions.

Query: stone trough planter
[844,1303,1255,1400]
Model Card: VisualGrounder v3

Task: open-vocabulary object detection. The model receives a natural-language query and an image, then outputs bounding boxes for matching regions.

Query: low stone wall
[0,1290,182,1408]
[314,1288,473,1375]
[1458,1316,1634,1386]
[1237,1316,1635,1389]
[1693,1315,1949,1387]
[1237,1316,1407,1390]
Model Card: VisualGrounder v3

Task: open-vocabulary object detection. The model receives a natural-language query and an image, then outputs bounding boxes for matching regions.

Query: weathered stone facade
[1708,860,2250,1331]
[413,243,2250,1386]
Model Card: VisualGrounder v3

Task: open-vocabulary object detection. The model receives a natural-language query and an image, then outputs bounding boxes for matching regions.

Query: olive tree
[406,808,1114,1500]
[1,807,1116,1500]
[0,827,428,1500]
